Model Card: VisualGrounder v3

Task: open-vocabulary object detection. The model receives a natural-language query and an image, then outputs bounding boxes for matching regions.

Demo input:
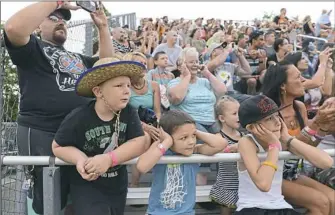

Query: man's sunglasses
[48,15,67,24]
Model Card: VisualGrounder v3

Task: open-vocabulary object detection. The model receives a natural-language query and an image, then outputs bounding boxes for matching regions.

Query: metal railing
[0,149,334,215]
[293,34,328,52]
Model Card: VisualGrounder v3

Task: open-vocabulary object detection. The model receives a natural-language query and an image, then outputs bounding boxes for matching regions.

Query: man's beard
[118,36,125,43]
[52,26,67,45]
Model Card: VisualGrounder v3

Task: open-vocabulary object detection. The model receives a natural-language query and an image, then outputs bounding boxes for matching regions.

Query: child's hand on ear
[248,124,279,144]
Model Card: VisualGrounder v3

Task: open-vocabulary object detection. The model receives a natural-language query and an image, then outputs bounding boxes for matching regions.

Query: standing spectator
[4,2,113,214]
[302,15,315,36]
[315,9,332,37]
[273,8,289,25]
[52,57,147,215]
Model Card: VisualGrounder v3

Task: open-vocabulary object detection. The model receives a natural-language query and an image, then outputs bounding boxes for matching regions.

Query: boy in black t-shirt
[52,57,147,215]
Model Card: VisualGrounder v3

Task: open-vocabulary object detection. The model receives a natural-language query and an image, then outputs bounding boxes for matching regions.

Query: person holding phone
[4,1,114,214]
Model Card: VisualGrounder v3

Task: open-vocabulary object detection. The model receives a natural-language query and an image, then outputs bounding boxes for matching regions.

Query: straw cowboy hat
[75,57,145,97]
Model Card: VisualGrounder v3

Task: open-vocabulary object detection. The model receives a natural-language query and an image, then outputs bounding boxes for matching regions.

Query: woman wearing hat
[52,58,148,215]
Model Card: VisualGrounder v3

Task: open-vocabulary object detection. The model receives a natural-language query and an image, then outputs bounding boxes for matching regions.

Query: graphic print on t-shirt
[83,122,127,178]
[43,46,87,91]
[217,70,232,87]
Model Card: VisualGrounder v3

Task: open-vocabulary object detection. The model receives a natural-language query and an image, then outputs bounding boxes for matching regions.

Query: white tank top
[236,134,292,211]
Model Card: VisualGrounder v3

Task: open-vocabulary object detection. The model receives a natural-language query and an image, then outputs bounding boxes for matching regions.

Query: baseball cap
[238,95,290,128]
[51,8,71,21]
[207,42,226,57]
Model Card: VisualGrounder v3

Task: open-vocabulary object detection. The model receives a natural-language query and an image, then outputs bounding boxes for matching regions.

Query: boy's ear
[92,86,102,98]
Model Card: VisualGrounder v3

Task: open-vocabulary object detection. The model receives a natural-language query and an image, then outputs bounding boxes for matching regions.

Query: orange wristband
[262,161,278,171]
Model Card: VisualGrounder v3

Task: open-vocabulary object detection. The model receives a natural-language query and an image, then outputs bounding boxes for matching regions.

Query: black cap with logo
[238,95,290,128]
[51,8,72,21]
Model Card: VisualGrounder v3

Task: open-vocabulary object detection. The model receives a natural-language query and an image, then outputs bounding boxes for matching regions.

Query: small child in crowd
[136,109,228,215]
[210,96,243,215]
[235,95,333,215]
[147,52,175,110]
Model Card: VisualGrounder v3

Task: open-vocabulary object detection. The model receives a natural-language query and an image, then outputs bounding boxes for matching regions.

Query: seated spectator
[267,38,290,67]
[262,62,335,215]
[168,47,226,133]
[188,28,207,54]
[112,27,133,54]
[150,31,182,71]
[236,94,333,215]
[168,47,226,192]
[206,43,252,93]
[147,51,175,110]
[263,30,276,57]
[240,31,267,94]
[123,52,161,189]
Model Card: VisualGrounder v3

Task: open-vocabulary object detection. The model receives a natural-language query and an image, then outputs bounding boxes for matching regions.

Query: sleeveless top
[236,134,293,211]
[283,101,305,181]
[129,80,154,110]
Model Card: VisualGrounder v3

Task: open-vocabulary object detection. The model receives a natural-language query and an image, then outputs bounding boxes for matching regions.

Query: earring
[282,89,286,95]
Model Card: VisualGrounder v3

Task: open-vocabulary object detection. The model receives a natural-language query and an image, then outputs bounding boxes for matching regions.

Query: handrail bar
[1,149,334,166]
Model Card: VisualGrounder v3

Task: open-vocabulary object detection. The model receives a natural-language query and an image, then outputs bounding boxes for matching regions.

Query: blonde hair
[181,47,199,62]
[214,96,238,124]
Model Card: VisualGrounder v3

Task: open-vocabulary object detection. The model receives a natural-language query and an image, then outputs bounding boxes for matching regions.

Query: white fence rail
[2,149,335,166]
[294,34,328,51]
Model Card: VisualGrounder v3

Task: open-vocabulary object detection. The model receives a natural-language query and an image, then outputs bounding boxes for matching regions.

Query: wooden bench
[126,185,213,205]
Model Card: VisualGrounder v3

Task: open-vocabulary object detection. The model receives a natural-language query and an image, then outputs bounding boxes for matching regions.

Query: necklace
[133,79,146,90]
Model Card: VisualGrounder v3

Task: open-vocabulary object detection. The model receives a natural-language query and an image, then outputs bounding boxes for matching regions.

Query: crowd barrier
[293,34,328,52]
[0,149,334,215]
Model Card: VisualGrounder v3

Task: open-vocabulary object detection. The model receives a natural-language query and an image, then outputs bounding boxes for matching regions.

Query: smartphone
[76,1,97,13]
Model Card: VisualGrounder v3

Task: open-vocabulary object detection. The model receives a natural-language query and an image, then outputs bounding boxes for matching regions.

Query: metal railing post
[43,157,61,215]
[0,156,3,215]
[84,22,93,56]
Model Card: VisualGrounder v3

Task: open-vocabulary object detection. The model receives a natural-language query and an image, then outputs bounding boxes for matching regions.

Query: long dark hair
[261,61,291,107]
[261,61,305,127]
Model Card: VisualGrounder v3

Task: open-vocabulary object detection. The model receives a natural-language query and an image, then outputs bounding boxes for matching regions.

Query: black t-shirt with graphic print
[4,33,98,133]
[55,100,144,191]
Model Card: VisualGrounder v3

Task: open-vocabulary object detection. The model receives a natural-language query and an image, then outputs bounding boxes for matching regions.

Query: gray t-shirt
[264,45,276,57]
[152,43,182,67]
[213,63,240,92]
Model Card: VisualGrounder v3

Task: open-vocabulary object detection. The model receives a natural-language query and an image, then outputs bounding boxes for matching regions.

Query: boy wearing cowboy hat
[52,57,149,215]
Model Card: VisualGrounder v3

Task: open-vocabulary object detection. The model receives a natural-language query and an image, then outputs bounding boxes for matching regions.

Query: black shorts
[17,125,70,214]
[235,208,302,215]
[70,183,127,215]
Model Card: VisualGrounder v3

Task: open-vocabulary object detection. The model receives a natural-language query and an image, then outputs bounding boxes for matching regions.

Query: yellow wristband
[262,161,278,171]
